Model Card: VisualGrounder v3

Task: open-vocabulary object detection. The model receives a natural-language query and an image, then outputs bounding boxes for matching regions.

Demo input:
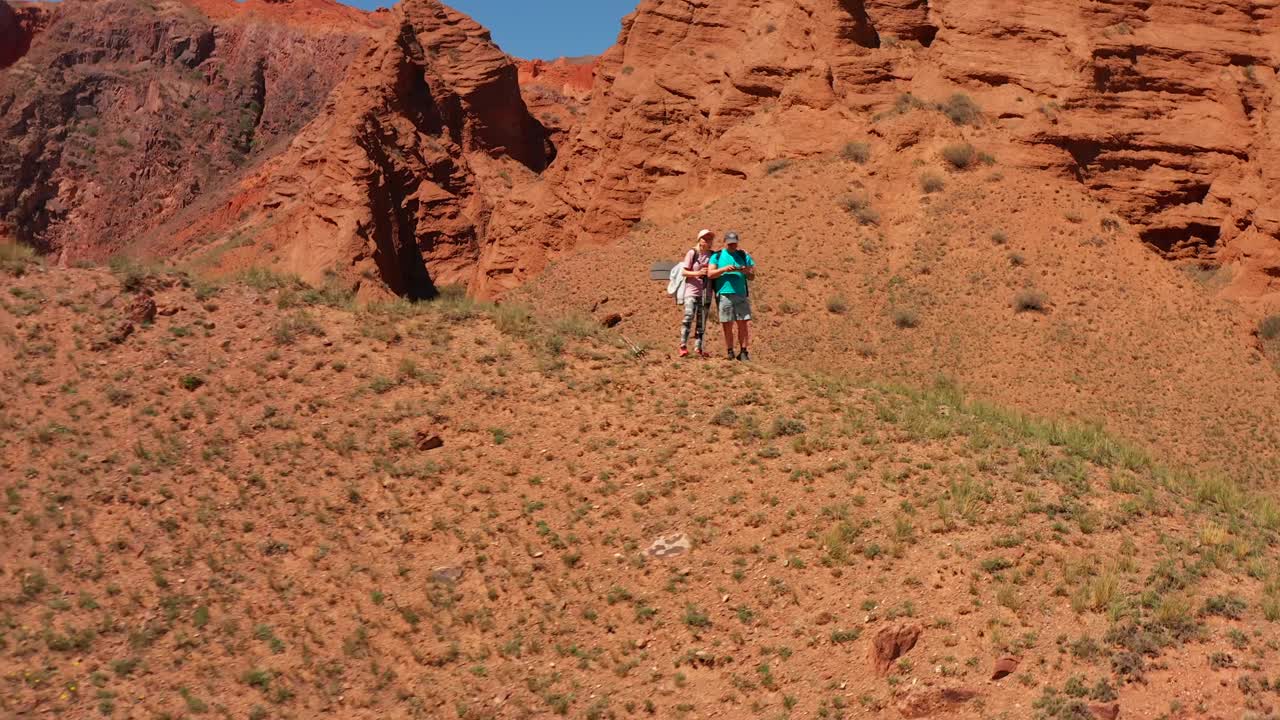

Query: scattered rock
[126,294,157,324]
[646,533,691,559]
[990,656,1019,680]
[897,685,980,718]
[600,313,622,328]
[1089,704,1120,720]
[431,566,464,584]
[872,623,922,674]
[415,431,444,451]
[104,320,134,347]
[158,305,180,316]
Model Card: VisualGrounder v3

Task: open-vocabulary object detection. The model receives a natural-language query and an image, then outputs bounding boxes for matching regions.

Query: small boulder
[107,320,134,345]
[126,294,157,324]
[431,566,464,584]
[415,431,444,451]
[990,656,1019,680]
[873,623,922,674]
[600,313,622,328]
[646,533,691,559]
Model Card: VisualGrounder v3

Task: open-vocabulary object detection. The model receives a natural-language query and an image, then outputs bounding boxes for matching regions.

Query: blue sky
[343,0,636,59]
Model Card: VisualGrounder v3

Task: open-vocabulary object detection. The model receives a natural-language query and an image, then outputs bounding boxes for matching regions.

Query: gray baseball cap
[725,231,740,244]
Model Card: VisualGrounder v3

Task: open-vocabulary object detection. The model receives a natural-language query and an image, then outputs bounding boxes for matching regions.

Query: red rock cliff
[167,0,552,300]
[476,0,1280,299]
[516,56,596,145]
[0,1,52,70]
[0,0,382,260]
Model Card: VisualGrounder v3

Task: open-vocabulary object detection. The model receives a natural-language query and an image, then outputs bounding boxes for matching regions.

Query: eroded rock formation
[168,0,552,300]
[481,0,1280,298]
[516,56,595,143]
[0,1,52,70]
[0,0,381,259]
[6,0,1279,301]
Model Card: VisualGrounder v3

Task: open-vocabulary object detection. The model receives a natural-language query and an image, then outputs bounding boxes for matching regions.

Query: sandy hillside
[3,250,1280,719]
[517,107,1280,490]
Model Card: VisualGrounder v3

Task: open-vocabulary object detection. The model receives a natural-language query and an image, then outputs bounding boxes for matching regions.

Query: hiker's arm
[707,263,736,279]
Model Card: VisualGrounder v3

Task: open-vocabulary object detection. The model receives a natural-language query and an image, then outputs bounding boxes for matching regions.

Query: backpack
[666,262,686,305]
[665,248,700,305]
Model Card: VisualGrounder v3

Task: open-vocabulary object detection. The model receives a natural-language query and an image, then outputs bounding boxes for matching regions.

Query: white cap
[697,229,715,240]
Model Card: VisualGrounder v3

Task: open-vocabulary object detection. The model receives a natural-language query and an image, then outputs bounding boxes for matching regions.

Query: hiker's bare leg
[736,319,750,350]
[721,322,736,352]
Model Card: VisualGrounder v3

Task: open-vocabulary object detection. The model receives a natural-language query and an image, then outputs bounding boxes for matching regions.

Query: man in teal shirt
[707,231,755,361]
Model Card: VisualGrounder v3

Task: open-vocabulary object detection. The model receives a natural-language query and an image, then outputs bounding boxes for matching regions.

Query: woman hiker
[678,229,716,358]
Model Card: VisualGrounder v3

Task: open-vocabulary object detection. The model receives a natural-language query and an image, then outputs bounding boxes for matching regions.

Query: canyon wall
[0,0,382,260]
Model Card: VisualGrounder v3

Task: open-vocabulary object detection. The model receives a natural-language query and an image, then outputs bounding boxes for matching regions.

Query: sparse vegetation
[891,307,920,328]
[1,242,37,276]
[920,171,945,193]
[841,142,871,164]
[766,159,792,174]
[839,193,880,225]
[1014,289,1048,313]
[942,143,978,170]
[939,94,982,126]
[4,256,1280,719]
[1260,315,1280,341]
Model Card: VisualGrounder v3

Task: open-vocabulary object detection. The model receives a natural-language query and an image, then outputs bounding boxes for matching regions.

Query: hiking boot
[697,348,710,358]
[678,346,689,358]
[737,348,750,362]
[727,349,736,360]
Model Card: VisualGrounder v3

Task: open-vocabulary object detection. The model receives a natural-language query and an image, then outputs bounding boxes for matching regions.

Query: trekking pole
[620,333,645,357]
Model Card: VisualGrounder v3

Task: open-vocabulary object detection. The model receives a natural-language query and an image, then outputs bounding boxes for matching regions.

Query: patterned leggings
[681,296,709,349]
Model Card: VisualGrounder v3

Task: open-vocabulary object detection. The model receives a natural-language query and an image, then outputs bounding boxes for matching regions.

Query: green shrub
[109,255,151,291]
[892,308,919,329]
[683,604,711,628]
[841,142,871,164]
[770,416,806,437]
[942,143,977,169]
[712,407,738,427]
[0,242,36,276]
[1259,315,1280,341]
[839,194,880,226]
[240,267,300,292]
[826,296,849,314]
[273,311,323,345]
[940,94,982,126]
[920,172,945,193]
[493,303,534,338]
[1014,289,1048,313]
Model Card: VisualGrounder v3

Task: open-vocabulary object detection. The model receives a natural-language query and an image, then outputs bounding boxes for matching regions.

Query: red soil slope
[0,0,383,260]
[517,115,1280,487]
[4,257,1280,718]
